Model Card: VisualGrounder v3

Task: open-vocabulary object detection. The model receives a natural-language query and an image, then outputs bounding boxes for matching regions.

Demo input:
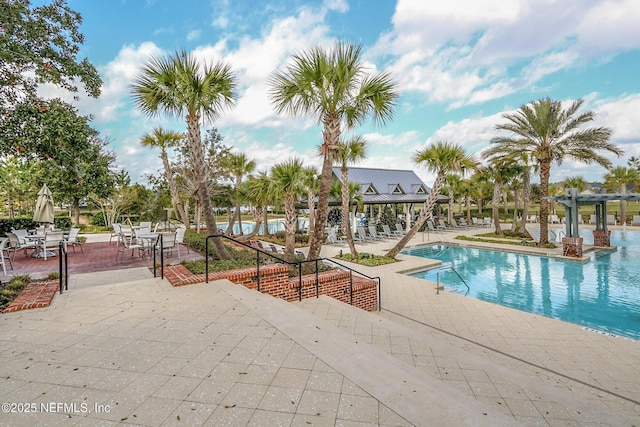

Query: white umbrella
[33,184,55,224]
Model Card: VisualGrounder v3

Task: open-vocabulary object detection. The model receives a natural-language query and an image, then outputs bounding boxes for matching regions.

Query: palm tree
[140,127,191,227]
[482,159,520,236]
[443,174,462,224]
[334,135,367,259]
[269,41,398,260]
[486,97,621,245]
[386,141,477,258]
[563,176,588,193]
[604,167,640,224]
[270,158,306,261]
[222,152,256,236]
[131,50,236,260]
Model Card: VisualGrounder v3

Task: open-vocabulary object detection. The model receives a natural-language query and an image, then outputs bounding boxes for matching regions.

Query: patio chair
[437,219,449,230]
[357,226,375,241]
[368,225,385,240]
[5,232,36,259]
[0,238,13,275]
[458,218,472,228]
[382,224,400,238]
[41,231,64,260]
[66,228,83,253]
[269,244,285,254]
[116,234,145,261]
[158,232,178,258]
[632,215,640,226]
[110,223,122,245]
[175,226,189,256]
[327,229,346,246]
[139,221,152,229]
[134,228,154,257]
[395,223,407,236]
[450,218,464,228]
[606,215,616,225]
[427,220,443,233]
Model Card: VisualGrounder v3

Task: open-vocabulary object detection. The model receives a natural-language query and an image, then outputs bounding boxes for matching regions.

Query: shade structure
[33,184,55,224]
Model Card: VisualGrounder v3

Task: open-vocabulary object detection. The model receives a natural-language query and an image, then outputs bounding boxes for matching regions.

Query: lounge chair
[382,224,401,238]
[526,215,537,223]
[327,229,346,246]
[426,220,443,233]
[438,218,449,230]
[368,225,385,240]
[450,218,465,228]
[395,223,407,236]
[606,215,616,225]
[357,226,375,241]
[632,215,640,226]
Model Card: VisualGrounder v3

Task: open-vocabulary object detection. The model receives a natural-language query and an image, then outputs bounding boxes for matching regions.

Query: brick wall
[164,264,379,311]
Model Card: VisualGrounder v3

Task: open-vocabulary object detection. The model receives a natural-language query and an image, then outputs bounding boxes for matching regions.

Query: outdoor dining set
[112,222,188,261]
[0,226,84,275]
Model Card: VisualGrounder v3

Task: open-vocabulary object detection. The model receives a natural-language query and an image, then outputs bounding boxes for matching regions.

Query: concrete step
[215,280,519,426]
[293,295,630,426]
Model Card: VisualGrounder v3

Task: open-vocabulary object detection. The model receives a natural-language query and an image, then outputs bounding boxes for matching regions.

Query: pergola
[547,188,640,255]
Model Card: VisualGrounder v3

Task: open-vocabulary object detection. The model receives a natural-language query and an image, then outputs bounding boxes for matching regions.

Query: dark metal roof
[331,166,443,204]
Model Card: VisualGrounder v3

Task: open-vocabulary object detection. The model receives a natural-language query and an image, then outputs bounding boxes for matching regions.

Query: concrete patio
[0,227,638,426]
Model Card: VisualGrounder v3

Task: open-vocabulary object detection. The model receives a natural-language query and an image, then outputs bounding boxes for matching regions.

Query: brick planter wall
[562,237,583,257]
[164,264,379,311]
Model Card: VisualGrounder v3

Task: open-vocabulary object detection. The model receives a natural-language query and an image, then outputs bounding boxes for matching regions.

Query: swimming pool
[402,230,640,340]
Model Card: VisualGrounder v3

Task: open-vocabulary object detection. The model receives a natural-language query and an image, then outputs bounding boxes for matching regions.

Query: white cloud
[187,30,201,41]
[375,0,640,109]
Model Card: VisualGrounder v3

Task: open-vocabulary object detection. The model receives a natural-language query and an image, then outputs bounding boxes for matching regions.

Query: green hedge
[0,217,72,235]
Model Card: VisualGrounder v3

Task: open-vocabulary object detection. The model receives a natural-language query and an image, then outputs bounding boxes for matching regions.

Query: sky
[40,0,640,187]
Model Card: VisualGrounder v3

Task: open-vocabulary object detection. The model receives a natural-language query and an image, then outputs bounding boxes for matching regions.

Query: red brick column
[562,237,583,257]
[593,230,611,247]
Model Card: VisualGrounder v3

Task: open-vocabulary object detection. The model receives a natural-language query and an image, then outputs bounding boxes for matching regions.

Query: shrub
[0,275,31,311]
[334,252,396,266]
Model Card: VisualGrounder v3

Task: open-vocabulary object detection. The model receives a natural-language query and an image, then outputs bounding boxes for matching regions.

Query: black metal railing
[205,234,381,310]
[58,240,68,294]
[153,233,164,279]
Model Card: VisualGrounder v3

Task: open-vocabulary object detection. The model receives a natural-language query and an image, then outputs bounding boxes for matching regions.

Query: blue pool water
[403,230,640,340]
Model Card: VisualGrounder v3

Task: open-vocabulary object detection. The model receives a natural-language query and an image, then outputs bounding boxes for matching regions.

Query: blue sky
[40,0,640,186]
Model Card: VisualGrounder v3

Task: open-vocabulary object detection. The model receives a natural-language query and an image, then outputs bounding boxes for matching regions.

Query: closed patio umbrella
[33,184,55,224]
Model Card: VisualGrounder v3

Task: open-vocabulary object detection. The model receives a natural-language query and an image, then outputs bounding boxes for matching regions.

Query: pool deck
[0,226,638,426]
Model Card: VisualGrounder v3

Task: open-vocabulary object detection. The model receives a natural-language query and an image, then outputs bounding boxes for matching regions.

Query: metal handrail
[435,263,470,296]
[205,234,382,310]
[58,240,68,294]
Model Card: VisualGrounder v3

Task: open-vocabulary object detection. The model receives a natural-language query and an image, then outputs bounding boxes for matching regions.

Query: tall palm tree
[271,158,306,261]
[269,41,398,260]
[334,135,367,259]
[443,174,462,224]
[604,167,640,224]
[222,152,255,236]
[140,127,190,227]
[482,159,520,236]
[486,97,621,245]
[131,50,236,260]
[386,141,477,258]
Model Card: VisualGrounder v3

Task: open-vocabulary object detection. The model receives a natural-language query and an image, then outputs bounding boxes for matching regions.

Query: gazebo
[547,188,640,257]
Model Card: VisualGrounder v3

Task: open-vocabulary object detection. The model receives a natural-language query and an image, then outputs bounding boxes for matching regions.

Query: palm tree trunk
[186,114,231,260]
[342,168,358,258]
[620,183,627,224]
[386,173,445,258]
[448,188,454,224]
[240,206,263,240]
[511,187,519,231]
[492,183,503,235]
[539,161,551,245]
[307,188,315,234]
[308,117,340,260]
[519,168,531,234]
[466,195,471,223]
[161,151,190,228]
[284,195,297,261]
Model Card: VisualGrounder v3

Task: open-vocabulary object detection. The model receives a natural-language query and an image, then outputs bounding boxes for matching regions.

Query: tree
[222,152,255,236]
[132,50,236,260]
[140,127,191,227]
[487,97,621,245]
[0,0,102,106]
[481,159,521,236]
[334,135,367,259]
[270,41,398,260]
[386,142,477,258]
[563,176,588,193]
[443,174,462,224]
[604,167,640,224]
[301,166,320,234]
[270,158,306,261]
